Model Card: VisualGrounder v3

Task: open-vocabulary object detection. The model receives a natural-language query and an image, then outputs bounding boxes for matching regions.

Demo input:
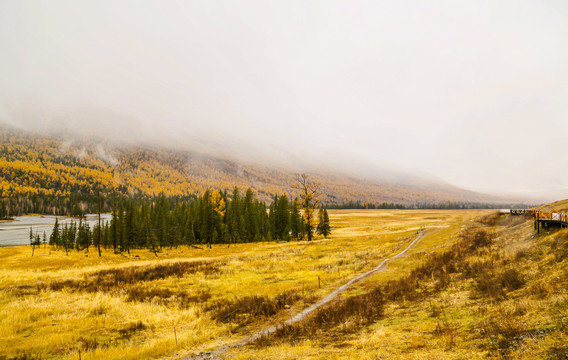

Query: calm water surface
[0,214,112,246]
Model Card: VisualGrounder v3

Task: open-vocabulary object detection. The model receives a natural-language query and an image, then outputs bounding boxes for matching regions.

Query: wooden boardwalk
[503,209,568,232]
[533,210,568,232]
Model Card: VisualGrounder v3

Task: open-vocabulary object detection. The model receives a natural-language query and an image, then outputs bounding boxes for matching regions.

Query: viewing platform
[502,209,568,232]
[533,210,568,232]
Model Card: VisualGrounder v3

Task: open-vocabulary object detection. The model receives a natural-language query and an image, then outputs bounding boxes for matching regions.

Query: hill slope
[537,199,568,212]
[0,123,501,205]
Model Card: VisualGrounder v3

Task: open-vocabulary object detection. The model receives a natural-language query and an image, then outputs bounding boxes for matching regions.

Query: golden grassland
[0,210,483,360]
[229,213,568,360]
[4,209,566,360]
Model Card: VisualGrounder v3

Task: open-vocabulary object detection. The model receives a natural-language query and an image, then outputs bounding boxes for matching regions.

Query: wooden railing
[534,210,568,223]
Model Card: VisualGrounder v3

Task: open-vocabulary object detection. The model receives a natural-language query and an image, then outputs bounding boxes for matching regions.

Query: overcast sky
[1,0,567,200]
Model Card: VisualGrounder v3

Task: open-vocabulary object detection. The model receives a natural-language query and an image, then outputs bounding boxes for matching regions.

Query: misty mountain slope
[537,199,568,213]
[0,123,500,205]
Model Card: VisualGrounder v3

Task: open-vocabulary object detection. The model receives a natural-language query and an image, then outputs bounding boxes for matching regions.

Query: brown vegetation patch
[90,260,221,285]
[255,287,384,346]
[125,286,211,307]
[210,291,302,324]
[42,261,219,307]
[470,266,524,301]
[0,354,43,360]
[499,269,525,291]
[477,212,529,228]
[478,317,558,354]
[432,316,457,349]
[476,212,502,226]
[551,233,568,262]
[548,346,568,359]
[3,285,41,297]
[117,321,147,340]
[48,260,221,293]
[76,336,112,352]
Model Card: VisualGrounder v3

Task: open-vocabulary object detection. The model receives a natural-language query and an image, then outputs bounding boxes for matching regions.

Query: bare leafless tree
[292,173,320,241]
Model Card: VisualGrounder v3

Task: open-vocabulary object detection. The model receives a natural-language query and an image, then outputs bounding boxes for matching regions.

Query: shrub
[475,273,506,300]
[499,269,525,291]
[211,291,302,323]
[255,287,384,346]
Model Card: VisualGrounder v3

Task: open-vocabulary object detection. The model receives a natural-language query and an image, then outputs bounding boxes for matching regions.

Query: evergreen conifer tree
[50,218,60,248]
[317,208,331,238]
[290,198,303,241]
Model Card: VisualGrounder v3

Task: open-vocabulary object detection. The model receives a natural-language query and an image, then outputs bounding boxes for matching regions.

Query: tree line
[0,193,118,219]
[324,201,534,210]
[325,201,406,210]
[45,186,331,256]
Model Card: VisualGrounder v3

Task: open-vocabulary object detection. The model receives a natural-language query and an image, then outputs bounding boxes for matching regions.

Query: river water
[0,214,112,247]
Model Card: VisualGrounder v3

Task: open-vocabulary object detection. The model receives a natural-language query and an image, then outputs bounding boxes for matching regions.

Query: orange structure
[532,210,568,232]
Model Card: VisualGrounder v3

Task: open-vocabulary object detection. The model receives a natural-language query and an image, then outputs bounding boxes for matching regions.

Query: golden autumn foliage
[0,126,195,198]
[208,188,226,216]
[0,124,493,204]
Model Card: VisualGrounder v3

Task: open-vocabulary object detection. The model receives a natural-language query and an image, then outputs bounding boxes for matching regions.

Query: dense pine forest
[43,187,331,255]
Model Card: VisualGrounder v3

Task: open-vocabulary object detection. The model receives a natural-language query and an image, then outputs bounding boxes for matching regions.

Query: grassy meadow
[229,212,568,360]
[5,209,564,360]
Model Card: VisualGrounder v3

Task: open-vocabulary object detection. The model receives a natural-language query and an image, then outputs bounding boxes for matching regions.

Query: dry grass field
[2,208,566,360]
[229,211,568,360]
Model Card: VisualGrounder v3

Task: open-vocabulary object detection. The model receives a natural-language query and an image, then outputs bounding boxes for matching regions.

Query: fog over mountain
[1,1,567,202]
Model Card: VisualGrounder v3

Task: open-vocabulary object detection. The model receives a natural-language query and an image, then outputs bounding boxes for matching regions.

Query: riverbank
[0,213,112,247]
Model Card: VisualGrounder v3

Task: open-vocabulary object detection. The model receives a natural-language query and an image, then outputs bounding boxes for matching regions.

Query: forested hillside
[0,123,499,216]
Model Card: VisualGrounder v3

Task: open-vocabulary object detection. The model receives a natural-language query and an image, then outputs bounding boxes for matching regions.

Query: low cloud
[1,1,567,201]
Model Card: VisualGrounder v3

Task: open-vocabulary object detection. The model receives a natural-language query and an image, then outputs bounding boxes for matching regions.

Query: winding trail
[187,230,427,359]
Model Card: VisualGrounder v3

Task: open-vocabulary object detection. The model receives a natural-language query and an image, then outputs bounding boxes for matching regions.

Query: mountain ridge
[0,122,513,205]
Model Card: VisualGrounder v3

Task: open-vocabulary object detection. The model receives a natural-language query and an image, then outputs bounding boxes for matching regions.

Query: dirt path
[187,230,427,359]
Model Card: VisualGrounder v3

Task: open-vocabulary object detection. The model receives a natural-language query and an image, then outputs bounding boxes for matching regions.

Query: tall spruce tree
[275,194,290,240]
[244,188,257,241]
[49,218,60,248]
[268,194,278,239]
[317,208,331,238]
[290,197,303,241]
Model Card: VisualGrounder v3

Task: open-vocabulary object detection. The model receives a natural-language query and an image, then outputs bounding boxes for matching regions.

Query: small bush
[76,336,111,351]
[211,291,302,323]
[459,227,494,251]
[429,302,442,317]
[433,316,457,349]
[0,355,43,360]
[126,286,211,306]
[123,320,146,332]
[554,242,568,262]
[548,346,568,359]
[475,273,505,300]
[463,259,494,278]
[499,269,525,291]
[118,321,146,339]
[477,213,502,226]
